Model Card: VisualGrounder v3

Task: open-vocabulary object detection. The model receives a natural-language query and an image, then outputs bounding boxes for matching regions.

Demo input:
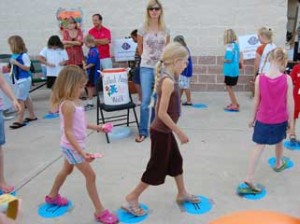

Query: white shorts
[16,77,32,101]
[178,75,191,89]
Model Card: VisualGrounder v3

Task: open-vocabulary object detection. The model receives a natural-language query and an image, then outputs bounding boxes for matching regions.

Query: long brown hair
[8,35,27,54]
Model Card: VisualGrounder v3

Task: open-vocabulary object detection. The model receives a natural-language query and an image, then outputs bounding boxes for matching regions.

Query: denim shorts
[61,146,85,165]
[252,120,287,145]
[0,111,5,146]
[16,78,31,101]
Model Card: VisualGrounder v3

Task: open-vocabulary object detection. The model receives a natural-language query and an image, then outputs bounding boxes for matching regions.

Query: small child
[242,47,293,193]
[289,62,300,141]
[254,27,276,77]
[8,35,37,129]
[130,29,142,104]
[122,43,199,216]
[174,35,193,106]
[83,35,100,110]
[0,72,21,193]
[45,65,118,223]
[223,29,241,111]
[38,35,69,89]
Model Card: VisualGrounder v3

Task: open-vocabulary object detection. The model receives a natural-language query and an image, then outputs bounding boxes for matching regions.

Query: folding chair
[96,77,139,143]
[30,60,47,93]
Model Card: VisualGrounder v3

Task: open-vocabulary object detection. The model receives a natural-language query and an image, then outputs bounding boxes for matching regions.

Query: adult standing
[62,17,84,67]
[135,0,170,143]
[88,14,112,69]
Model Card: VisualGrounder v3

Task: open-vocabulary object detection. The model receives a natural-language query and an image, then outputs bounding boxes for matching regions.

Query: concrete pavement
[3,88,300,224]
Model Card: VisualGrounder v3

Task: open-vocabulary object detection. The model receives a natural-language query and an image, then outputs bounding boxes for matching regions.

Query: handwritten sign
[113,38,137,62]
[238,34,260,60]
[102,68,130,105]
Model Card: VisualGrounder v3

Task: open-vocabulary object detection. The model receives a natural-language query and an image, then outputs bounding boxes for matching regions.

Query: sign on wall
[238,34,260,60]
[113,38,137,62]
[56,8,83,32]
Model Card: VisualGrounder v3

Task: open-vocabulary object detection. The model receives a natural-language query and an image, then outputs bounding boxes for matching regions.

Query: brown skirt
[141,129,183,185]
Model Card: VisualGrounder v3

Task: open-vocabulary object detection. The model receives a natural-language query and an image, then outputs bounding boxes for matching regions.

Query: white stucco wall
[0,0,287,57]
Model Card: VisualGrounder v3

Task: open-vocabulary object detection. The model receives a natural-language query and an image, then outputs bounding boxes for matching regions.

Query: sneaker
[84,104,95,111]
[45,194,69,206]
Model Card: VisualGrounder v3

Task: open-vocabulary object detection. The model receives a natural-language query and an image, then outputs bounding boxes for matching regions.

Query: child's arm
[137,34,143,56]
[0,73,20,111]
[158,78,189,144]
[9,59,29,71]
[253,53,261,77]
[83,63,95,70]
[61,101,92,161]
[287,75,295,132]
[249,75,260,127]
[38,56,55,67]
[87,124,104,132]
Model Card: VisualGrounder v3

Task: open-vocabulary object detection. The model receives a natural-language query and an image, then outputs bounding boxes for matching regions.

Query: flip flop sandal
[121,202,147,217]
[135,135,147,143]
[237,182,262,195]
[273,159,288,172]
[24,117,38,122]
[95,209,118,223]
[9,122,26,129]
[182,102,193,106]
[289,135,297,143]
[0,185,15,194]
[176,194,200,204]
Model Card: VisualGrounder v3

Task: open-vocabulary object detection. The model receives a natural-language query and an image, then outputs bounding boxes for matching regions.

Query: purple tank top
[256,74,288,124]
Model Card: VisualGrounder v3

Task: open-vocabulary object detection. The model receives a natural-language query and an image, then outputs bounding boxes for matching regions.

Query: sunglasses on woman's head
[148,7,161,11]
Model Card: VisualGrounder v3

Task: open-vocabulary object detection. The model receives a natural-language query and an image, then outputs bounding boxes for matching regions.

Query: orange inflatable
[210,210,300,224]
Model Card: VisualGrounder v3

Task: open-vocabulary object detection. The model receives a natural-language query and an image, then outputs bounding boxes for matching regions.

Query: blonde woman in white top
[135,0,170,143]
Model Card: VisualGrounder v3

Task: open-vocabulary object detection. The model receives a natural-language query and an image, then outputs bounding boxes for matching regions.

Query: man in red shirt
[88,14,112,69]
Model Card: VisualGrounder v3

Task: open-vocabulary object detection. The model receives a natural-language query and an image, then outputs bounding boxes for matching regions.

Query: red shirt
[88,26,111,59]
[290,64,300,110]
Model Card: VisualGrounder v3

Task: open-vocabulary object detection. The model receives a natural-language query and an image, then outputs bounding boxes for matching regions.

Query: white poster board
[102,68,130,105]
[113,38,137,62]
[238,34,260,60]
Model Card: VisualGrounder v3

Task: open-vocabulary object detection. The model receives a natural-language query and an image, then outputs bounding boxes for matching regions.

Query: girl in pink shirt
[44,65,118,224]
[241,48,294,194]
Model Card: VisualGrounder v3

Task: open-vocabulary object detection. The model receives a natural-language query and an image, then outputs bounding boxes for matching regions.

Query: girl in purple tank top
[44,65,118,224]
[239,48,294,194]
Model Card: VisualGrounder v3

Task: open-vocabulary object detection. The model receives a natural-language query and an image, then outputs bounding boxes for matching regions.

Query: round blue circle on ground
[182,195,213,215]
[283,140,300,150]
[192,103,207,109]
[0,190,16,196]
[43,113,59,119]
[268,157,294,170]
[237,183,267,200]
[108,126,132,140]
[38,201,73,218]
[117,203,149,223]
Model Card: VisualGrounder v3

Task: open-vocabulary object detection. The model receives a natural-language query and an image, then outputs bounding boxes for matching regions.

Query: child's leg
[274,142,284,169]
[226,85,238,106]
[75,161,105,214]
[47,159,74,198]
[16,100,25,123]
[174,174,198,202]
[185,89,192,103]
[24,97,37,119]
[125,181,149,206]
[86,86,94,106]
[134,84,142,102]
[179,89,184,100]
[0,146,13,192]
[244,144,265,184]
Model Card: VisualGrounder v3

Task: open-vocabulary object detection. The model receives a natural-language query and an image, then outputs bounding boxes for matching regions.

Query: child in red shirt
[289,63,300,141]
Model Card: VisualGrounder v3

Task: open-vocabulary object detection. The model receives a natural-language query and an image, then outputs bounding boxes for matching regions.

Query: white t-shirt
[259,43,276,74]
[39,47,68,77]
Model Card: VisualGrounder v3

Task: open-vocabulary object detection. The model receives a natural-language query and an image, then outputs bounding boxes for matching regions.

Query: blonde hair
[268,47,288,72]
[223,29,237,45]
[144,0,165,31]
[258,27,273,43]
[8,35,27,54]
[84,34,95,44]
[50,65,87,109]
[150,42,188,107]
